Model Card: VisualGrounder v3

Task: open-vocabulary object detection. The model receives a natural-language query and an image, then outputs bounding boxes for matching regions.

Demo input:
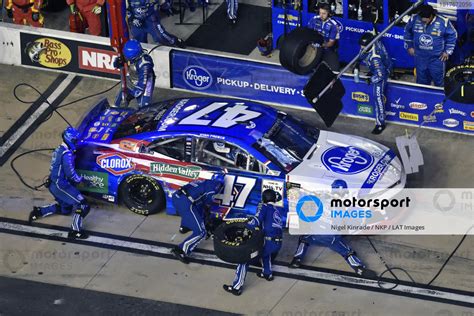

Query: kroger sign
[322,146,374,175]
[183,65,213,90]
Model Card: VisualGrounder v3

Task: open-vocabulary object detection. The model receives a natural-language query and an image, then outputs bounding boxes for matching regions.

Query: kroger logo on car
[322,146,374,175]
[183,65,213,90]
[96,153,135,175]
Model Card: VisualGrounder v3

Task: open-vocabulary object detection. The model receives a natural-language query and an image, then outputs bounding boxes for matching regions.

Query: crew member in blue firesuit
[127,0,185,47]
[113,40,155,108]
[355,32,392,135]
[226,0,238,24]
[171,173,226,263]
[29,127,90,239]
[307,3,340,71]
[288,180,368,276]
[223,189,283,296]
[404,4,457,87]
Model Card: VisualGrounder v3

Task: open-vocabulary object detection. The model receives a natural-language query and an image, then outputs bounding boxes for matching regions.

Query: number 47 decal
[214,175,256,208]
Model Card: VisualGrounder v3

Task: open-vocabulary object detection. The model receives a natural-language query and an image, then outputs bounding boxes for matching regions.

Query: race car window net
[113,102,172,140]
[256,113,319,171]
[192,138,266,174]
[146,137,186,161]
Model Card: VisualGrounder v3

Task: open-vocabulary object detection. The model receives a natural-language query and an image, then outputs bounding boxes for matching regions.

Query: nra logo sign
[78,46,119,74]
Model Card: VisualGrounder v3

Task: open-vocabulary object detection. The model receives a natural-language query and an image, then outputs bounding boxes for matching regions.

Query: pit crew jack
[404,5,457,87]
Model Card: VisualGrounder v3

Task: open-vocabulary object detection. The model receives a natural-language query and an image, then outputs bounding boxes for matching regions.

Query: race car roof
[152,98,279,144]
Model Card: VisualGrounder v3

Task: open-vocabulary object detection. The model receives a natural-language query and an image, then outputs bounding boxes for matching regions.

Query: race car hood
[76,98,134,143]
[287,131,405,191]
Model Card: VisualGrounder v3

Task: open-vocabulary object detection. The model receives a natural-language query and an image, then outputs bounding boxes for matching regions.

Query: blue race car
[75,97,406,224]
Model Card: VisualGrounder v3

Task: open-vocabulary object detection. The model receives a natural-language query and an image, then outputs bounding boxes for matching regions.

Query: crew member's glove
[92,5,102,15]
[32,12,40,22]
[7,8,13,18]
[112,56,124,69]
[311,42,321,49]
[131,18,143,28]
[70,4,77,14]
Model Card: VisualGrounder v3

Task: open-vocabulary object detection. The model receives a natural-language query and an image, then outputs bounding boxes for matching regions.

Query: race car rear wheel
[213,220,263,264]
[119,175,165,216]
[279,27,323,75]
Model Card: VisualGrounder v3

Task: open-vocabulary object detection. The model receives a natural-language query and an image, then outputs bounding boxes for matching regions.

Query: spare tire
[444,63,474,104]
[279,27,324,75]
[213,220,263,264]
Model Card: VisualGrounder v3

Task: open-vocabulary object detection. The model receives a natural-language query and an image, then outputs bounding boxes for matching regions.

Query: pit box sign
[171,50,474,135]
[20,32,120,79]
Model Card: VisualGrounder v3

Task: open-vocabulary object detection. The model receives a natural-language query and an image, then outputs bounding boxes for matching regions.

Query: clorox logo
[322,146,374,175]
[183,65,213,90]
[96,152,135,175]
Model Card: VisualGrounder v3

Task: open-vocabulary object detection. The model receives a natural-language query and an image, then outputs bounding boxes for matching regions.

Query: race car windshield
[113,106,168,140]
[255,114,319,171]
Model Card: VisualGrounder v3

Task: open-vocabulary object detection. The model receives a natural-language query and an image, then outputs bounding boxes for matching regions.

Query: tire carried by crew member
[444,63,474,104]
[279,27,324,75]
[213,220,264,264]
[119,174,165,215]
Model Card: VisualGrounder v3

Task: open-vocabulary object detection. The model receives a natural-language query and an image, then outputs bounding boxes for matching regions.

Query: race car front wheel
[213,220,263,264]
[119,175,165,216]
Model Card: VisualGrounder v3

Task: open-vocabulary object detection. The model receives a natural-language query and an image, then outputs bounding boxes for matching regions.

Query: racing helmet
[262,189,277,204]
[62,126,80,149]
[359,32,375,47]
[213,142,231,154]
[331,179,348,189]
[211,172,226,183]
[123,40,143,61]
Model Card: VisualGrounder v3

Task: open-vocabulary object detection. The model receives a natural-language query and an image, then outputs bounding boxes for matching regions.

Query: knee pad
[75,202,90,218]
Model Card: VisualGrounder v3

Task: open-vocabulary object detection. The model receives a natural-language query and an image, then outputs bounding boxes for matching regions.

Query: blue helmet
[331,179,348,189]
[123,40,143,61]
[211,172,226,184]
[62,126,80,149]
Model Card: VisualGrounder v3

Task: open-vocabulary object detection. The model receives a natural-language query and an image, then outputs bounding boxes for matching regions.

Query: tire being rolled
[444,63,474,104]
[213,220,263,264]
[279,27,324,75]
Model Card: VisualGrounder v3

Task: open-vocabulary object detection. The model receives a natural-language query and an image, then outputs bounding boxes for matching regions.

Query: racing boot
[179,226,191,234]
[371,124,386,135]
[288,257,302,269]
[345,251,367,276]
[28,207,42,224]
[256,272,274,281]
[68,230,89,239]
[223,284,242,296]
[171,246,189,264]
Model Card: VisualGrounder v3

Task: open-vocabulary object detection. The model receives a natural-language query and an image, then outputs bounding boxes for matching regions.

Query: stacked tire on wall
[444,62,474,104]
[279,27,324,75]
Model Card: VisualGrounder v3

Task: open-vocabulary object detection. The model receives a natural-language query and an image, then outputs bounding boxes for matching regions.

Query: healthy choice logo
[25,38,72,68]
[150,162,201,179]
[77,170,108,194]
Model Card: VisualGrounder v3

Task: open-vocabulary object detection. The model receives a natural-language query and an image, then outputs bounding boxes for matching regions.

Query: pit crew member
[113,40,156,108]
[128,0,186,47]
[29,127,91,239]
[306,3,340,71]
[171,173,226,263]
[404,4,457,87]
[226,0,238,24]
[355,32,392,135]
[67,0,103,36]
[223,189,283,296]
[5,0,44,27]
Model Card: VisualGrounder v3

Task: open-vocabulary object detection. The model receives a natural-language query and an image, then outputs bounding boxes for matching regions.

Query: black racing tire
[444,64,474,104]
[42,0,68,12]
[119,174,165,216]
[213,220,264,264]
[279,27,324,75]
